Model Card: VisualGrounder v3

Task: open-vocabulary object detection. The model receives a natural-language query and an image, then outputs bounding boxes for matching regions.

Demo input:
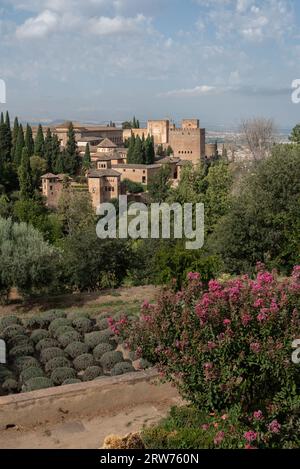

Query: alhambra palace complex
[41,119,218,209]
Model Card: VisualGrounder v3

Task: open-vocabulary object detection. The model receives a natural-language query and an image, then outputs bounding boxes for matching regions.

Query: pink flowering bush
[114,264,300,426]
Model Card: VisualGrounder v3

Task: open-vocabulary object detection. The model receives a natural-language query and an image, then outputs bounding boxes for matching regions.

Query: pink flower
[142,300,150,309]
[201,424,209,431]
[187,272,200,281]
[223,319,231,326]
[214,431,225,445]
[257,311,268,322]
[250,342,261,354]
[241,312,252,326]
[253,410,263,421]
[207,341,217,351]
[203,362,213,370]
[254,299,264,308]
[268,420,281,434]
[221,414,229,421]
[244,431,257,443]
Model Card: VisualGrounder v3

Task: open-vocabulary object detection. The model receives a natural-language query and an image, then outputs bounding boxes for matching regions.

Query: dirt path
[0,401,170,449]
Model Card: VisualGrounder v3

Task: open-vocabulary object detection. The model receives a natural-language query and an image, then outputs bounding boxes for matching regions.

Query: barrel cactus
[96,317,109,331]
[49,318,72,335]
[40,310,66,324]
[62,378,82,385]
[85,330,115,349]
[30,329,49,344]
[111,362,135,376]
[9,343,34,358]
[58,330,81,348]
[72,317,93,334]
[65,341,89,359]
[73,353,95,371]
[40,347,65,364]
[20,366,45,383]
[2,324,26,340]
[0,315,20,332]
[36,338,59,352]
[23,377,53,392]
[13,356,40,372]
[93,342,115,361]
[23,316,47,330]
[2,378,19,393]
[0,366,14,383]
[82,366,103,381]
[7,334,31,348]
[51,367,76,385]
[100,351,123,371]
[45,356,71,374]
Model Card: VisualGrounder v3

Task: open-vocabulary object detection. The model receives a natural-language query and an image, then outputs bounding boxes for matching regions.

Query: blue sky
[0,0,300,130]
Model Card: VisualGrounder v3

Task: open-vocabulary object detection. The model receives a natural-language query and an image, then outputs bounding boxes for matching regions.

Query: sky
[0,0,300,130]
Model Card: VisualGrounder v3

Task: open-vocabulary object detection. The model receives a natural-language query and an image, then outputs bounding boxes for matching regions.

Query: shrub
[53,325,76,339]
[40,347,65,364]
[58,330,81,348]
[45,357,71,374]
[40,310,66,324]
[23,377,53,392]
[49,318,72,335]
[73,353,95,371]
[93,342,114,361]
[96,318,109,331]
[68,311,90,320]
[100,351,123,371]
[120,267,300,417]
[1,324,26,340]
[9,343,34,358]
[72,317,93,333]
[82,366,103,381]
[62,378,82,385]
[36,338,59,352]
[111,362,135,376]
[0,366,14,383]
[13,356,40,372]
[30,329,49,344]
[0,315,20,332]
[137,359,152,370]
[20,366,44,383]
[84,331,105,349]
[51,367,76,385]
[65,341,89,359]
[2,378,19,392]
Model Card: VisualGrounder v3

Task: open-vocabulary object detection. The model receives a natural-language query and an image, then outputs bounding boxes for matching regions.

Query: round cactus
[96,317,109,331]
[35,338,59,352]
[93,342,115,361]
[0,315,20,332]
[53,325,76,339]
[23,377,53,392]
[30,329,49,344]
[72,317,93,334]
[100,351,123,371]
[9,343,34,358]
[2,378,19,393]
[7,334,31,348]
[62,378,82,385]
[40,310,66,324]
[51,367,76,385]
[20,366,44,383]
[2,324,26,340]
[0,366,14,383]
[58,330,81,348]
[68,311,91,320]
[65,341,89,359]
[40,347,65,364]
[73,353,95,371]
[85,330,115,349]
[45,356,71,374]
[82,366,103,381]
[13,356,40,372]
[137,358,153,370]
[111,362,135,376]
[23,316,48,330]
[49,318,72,335]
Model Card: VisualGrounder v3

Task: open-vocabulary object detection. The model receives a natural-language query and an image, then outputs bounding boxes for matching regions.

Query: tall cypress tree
[132,135,144,164]
[64,122,80,175]
[0,112,4,125]
[15,124,25,166]
[0,111,12,163]
[44,128,53,172]
[25,123,34,157]
[144,135,155,164]
[5,111,12,160]
[127,135,136,163]
[11,117,19,160]
[55,150,65,174]
[34,124,45,158]
[18,146,33,200]
[82,143,91,171]
[51,134,61,172]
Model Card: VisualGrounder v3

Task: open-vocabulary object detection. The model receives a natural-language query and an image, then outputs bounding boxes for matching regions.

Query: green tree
[289,124,300,144]
[11,116,19,160]
[213,144,300,274]
[51,134,61,172]
[166,145,174,156]
[132,135,144,164]
[148,164,172,202]
[64,122,80,175]
[127,135,136,163]
[54,150,65,174]
[25,123,34,156]
[144,135,155,164]
[18,147,34,200]
[34,124,45,158]
[82,143,91,171]
[0,111,12,164]
[58,187,95,236]
[15,123,25,166]
[44,128,53,172]
[30,155,47,189]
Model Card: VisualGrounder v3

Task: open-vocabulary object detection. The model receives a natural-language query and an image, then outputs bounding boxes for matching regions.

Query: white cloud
[89,14,148,35]
[160,85,217,97]
[16,10,58,38]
